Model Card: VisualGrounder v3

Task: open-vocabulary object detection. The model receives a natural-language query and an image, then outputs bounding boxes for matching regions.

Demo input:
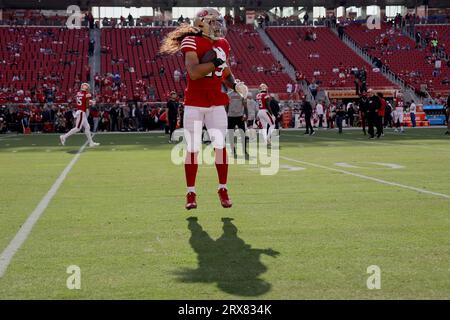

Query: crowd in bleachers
[344,21,450,97]
[0,27,89,104]
[267,26,395,93]
[1,8,449,135]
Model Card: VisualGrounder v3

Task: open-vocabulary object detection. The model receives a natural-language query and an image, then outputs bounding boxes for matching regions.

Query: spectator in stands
[409,100,417,127]
[128,13,134,27]
[337,24,345,40]
[148,85,156,101]
[415,31,422,48]
[286,83,293,97]
[89,38,95,56]
[178,15,184,25]
[90,106,100,132]
[21,110,30,134]
[174,69,181,82]
[433,57,442,77]
[303,12,309,25]
[308,81,318,100]
[159,65,165,76]
[354,74,363,95]
[431,39,438,53]
[54,107,66,133]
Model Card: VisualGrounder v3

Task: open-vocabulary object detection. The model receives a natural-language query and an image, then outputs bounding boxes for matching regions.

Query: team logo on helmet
[198,10,209,18]
[194,8,227,40]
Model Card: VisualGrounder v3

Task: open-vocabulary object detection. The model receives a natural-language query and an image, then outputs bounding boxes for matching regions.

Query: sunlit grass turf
[0,128,449,299]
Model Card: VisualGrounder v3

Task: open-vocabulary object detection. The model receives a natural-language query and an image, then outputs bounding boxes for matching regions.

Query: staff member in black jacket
[167,91,180,143]
[367,89,381,139]
[270,95,281,130]
[301,98,315,135]
[359,92,370,135]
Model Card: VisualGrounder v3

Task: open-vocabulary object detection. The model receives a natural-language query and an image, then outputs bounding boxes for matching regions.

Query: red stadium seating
[226,25,292,93]
[266,26,396,90]
[415,24,450,55]
[101,27,186,101]
[0,27,89,93]
[100,26,293,101]
[345,23,450,96]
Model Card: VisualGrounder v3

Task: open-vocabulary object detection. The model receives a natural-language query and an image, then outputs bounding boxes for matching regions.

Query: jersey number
[76,96,82,106]
[206,64,225,78]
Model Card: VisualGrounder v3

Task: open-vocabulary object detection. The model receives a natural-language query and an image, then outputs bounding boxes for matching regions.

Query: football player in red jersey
[161,8,248,210]
[256,84,276,145]
[60,83,100,147]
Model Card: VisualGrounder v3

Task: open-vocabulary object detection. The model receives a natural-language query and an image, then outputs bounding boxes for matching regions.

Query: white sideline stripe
[0,141,89,278]
[281,156,450,200]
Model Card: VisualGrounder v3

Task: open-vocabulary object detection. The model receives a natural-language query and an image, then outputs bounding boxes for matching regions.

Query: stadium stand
[100,25,293,102]
[100,27,184,102]
[415,24,450,55]
[266,26,396,90]
[226,24,292,93]
[344,22,450,97]
[0,26,89,102]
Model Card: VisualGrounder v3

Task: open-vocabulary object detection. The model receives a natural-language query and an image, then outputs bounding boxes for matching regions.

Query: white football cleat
[59,135,66,146]
[89,142,100,147]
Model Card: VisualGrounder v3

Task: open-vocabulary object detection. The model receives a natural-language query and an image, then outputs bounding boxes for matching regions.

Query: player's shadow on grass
[175,217,279,297]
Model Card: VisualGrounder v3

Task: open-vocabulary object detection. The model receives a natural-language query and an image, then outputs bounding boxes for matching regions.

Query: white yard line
[0,141,89,278]
[282,132,450,152]
[281,155,450,200]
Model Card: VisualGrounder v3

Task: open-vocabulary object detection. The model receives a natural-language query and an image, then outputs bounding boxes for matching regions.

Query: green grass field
[0,128,449,299]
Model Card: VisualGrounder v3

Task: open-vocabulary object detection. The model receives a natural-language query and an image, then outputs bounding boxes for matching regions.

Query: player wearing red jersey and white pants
[60,83,99,147]
[256,84,276,145]
[160,8,248,210]
[393,96,405,133]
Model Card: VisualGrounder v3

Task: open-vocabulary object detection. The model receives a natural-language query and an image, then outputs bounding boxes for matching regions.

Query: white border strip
[0,141,88,278]
[281,156,450,200]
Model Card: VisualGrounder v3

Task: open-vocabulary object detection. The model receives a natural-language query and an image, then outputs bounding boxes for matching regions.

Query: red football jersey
[256,92,271,110]
[75,91,90,112]
[181,35,231,107]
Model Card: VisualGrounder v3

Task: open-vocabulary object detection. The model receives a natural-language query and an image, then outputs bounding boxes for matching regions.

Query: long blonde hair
[160,24,203,55]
